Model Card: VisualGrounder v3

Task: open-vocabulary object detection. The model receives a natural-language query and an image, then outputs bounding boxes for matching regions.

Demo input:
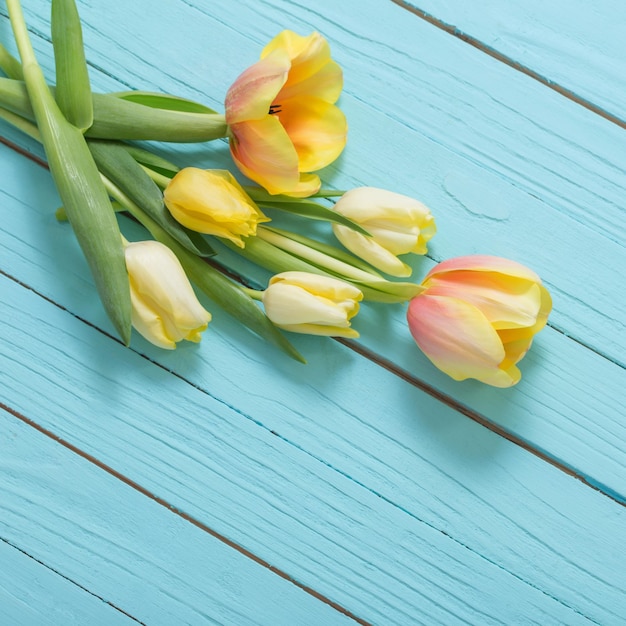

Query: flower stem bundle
[0,0,552,386]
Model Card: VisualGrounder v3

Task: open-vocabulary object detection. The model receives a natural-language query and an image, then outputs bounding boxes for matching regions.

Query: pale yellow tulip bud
[163,168,270,247]
[124,240,211,349]
[262,271,363,338]
[332,187,436,277]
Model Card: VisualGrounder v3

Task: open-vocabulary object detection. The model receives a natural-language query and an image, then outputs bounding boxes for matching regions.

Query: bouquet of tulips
[0,0,552,387]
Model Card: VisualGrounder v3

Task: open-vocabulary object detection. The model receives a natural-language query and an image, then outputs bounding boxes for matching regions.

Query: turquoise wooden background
[1,0,625,624]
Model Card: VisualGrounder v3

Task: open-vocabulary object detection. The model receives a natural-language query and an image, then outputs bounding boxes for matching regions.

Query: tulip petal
[289,173,322,197]
[333,224,413,277]
[278,59,343,103]
[278,96,347,172]
[262,31,335,92]
[125,240,211,349]
[129,290,176,350]
[225,49,290,124]
[269,271,363,302]
[229,116,300,194]
[425,272,543,329]
[407,294,520,387]
[277,323,360,338]
[263,283,357,326]
[163,168,269,245]
[424,254,542,283]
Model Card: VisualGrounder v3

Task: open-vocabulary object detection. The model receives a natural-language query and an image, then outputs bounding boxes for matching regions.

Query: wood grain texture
[1,0,624,501]
[0,410,358,626]
[0,539,135,625]
[1,0,626,623]
[395,0,626,125]
[2,273,625,624]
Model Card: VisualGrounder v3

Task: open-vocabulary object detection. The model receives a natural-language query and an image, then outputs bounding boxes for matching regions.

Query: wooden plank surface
[1,0,625,623]
[395,0,626,125]
[0,407,358,625]
[0,539,135,625]
[3,273,621,624]
[2,0,624,498]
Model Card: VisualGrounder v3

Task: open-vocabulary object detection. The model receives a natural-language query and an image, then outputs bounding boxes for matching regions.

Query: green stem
[0,42,24,79]
[140,165,174,189]
[0,76,228,142]
[256,226,381,282]
[313,189,346,198]
[7,0,132,344]
[240,286,264,300]
[0,105,40,140]
[101,177,305,363]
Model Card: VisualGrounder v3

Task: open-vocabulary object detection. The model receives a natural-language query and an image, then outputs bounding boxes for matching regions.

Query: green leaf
[7,0,131,343]
[226,236,421,302]
[0,76,34,115]
[185,258,306,363]
[258,199,371,235]
[121,144,181,179]
[131,213,306,363]
[51,0,93,131]
[111,91,218,114]
[88,140,215,258]
[0,78,228,143]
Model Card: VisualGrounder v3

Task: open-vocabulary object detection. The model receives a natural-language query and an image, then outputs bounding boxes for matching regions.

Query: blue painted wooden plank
[0,539,135,625]
[1,0,625,503]
[396,0,626,125]
[1,274,624,624]
[1,2,625,623]
[0,411,358,626]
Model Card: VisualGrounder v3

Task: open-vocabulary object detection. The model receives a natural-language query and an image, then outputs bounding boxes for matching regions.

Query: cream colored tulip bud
[262,271,363,337]
[163,168,270,247]
[332,187,436,277]
[124,240,211,349]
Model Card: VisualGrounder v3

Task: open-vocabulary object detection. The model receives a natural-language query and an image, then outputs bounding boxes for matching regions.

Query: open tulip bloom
[407,256,553,387]
[0,1,553,385]
[225,30,347,197]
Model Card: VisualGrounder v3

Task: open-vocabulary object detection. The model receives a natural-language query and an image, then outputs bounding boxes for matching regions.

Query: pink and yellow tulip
[407,255,552,387]
[225,30,347,197]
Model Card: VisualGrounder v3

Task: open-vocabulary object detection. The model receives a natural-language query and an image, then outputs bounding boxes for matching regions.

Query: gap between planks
[2,255,625,513]
[0,401,371,626]
[390,0,626,131]
[0,536,145,624]
[1,133,625,508]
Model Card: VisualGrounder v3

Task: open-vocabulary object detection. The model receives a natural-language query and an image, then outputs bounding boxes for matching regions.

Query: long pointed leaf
[7,0,131,343]
[89,139,214,258]
[258,199,371,235]
[51,0,93,131]
[111,91,218,114]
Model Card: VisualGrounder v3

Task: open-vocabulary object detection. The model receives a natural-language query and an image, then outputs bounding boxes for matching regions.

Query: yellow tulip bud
[332,187,436,277]
[163,168,270,247]
[262,271,363,338]
[124,240,211,349]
